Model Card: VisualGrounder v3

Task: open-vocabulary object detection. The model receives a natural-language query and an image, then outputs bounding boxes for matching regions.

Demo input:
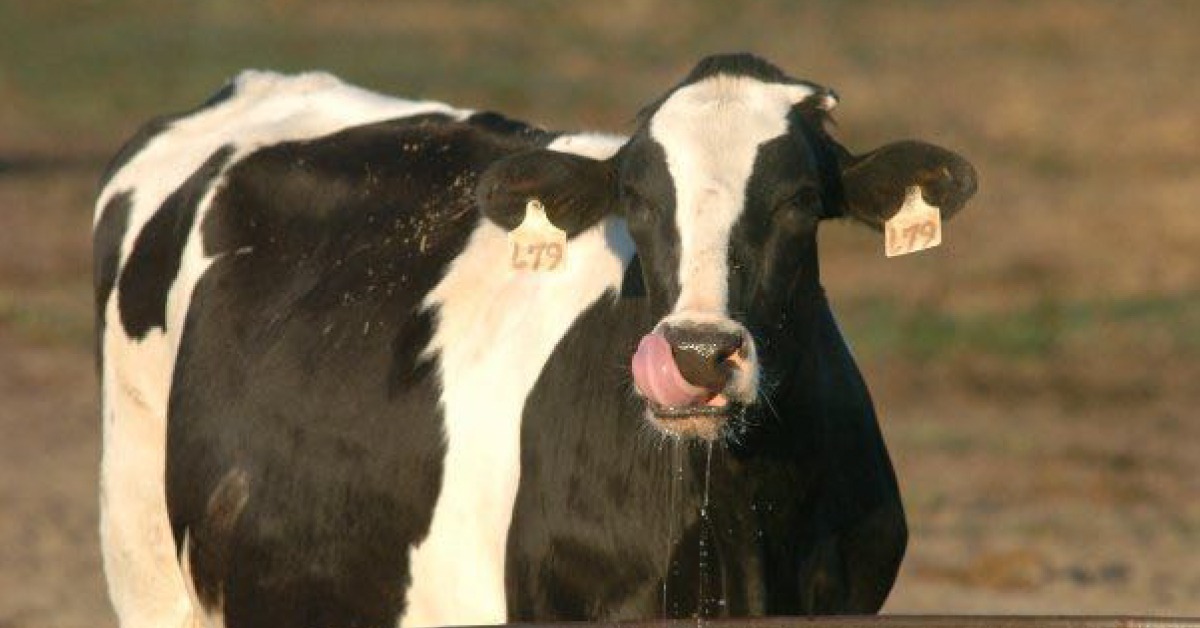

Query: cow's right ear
[476,149,618,237]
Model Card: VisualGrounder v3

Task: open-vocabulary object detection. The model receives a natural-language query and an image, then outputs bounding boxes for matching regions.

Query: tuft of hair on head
[635,53,834,127]
[682,52,792,84]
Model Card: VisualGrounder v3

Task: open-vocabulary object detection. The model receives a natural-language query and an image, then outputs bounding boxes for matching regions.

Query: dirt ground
[1,2,1198,626]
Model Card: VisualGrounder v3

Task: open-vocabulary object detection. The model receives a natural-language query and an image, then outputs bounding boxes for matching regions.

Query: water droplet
[662,439,684,618]
[696,442,714,621]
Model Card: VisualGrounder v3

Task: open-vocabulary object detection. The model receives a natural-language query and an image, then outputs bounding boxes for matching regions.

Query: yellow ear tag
[885,186,942,258]
[508,199,567,272]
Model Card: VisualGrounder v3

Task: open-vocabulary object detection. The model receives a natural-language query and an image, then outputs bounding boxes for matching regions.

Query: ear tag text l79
[508,199,567,272]
[885,186,942,258]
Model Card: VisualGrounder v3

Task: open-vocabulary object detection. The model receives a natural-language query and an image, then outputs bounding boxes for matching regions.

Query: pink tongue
[631,333,710,407]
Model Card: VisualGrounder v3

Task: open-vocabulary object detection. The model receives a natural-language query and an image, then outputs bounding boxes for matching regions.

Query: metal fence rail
[484,617,1200,628]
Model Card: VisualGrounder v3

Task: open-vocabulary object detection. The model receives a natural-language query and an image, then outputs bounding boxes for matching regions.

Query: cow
[94,53,977,628]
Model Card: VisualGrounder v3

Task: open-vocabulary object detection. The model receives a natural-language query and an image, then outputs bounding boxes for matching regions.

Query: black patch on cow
[200,113,459,256]
[615,135,681,309]
[467,111,557,143]
[619,255,646,298]
[93,190,133,367]
[167,112,554,628]
[98,79,238,189]
[117,145,234,340]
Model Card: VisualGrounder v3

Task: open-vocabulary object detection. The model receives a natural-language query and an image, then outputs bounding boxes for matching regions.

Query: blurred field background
[1,1,1198,626]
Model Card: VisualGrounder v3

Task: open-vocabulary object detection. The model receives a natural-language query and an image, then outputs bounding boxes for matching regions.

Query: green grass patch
[838,291,1200,362]
[0,287,93,348]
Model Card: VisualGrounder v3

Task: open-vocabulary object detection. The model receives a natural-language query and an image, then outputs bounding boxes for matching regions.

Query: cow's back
[94,71,631,628]
[94,70,483,628]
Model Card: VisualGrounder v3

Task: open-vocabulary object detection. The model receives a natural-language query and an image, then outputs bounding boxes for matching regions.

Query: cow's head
[478,54,977,440]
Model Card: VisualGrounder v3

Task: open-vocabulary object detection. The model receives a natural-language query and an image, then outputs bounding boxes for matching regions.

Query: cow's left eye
[623,186,659,220]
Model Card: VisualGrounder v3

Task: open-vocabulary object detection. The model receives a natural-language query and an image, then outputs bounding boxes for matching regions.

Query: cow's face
[479,54,977,440]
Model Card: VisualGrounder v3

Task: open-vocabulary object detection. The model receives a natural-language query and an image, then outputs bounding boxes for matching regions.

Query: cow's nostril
[718,334,744,361]
[662,325,746,392]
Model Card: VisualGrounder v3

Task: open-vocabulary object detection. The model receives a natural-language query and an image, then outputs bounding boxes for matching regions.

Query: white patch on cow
[649,76,816,316]
[402,135,631,627]
[544,131,628,159]
[96,71,472,628]
[99,318,196,628]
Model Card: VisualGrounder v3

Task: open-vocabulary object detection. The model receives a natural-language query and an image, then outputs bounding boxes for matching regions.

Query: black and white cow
[94,54,976,628]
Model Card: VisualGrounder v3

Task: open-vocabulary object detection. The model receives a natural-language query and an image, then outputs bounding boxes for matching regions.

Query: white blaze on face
[649,76,818,317]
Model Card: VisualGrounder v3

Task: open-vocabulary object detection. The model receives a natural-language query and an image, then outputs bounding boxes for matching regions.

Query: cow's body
[97,56,976,628]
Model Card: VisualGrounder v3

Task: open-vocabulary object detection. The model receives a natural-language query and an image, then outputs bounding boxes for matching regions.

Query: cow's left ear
[476,149,618,237]
[838,140,978,229]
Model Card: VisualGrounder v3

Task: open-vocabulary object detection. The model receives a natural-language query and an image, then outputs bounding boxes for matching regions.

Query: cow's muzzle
[631,320,758,440]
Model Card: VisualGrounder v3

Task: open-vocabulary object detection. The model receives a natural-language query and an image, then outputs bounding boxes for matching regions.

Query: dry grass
[1,1,1197,625]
